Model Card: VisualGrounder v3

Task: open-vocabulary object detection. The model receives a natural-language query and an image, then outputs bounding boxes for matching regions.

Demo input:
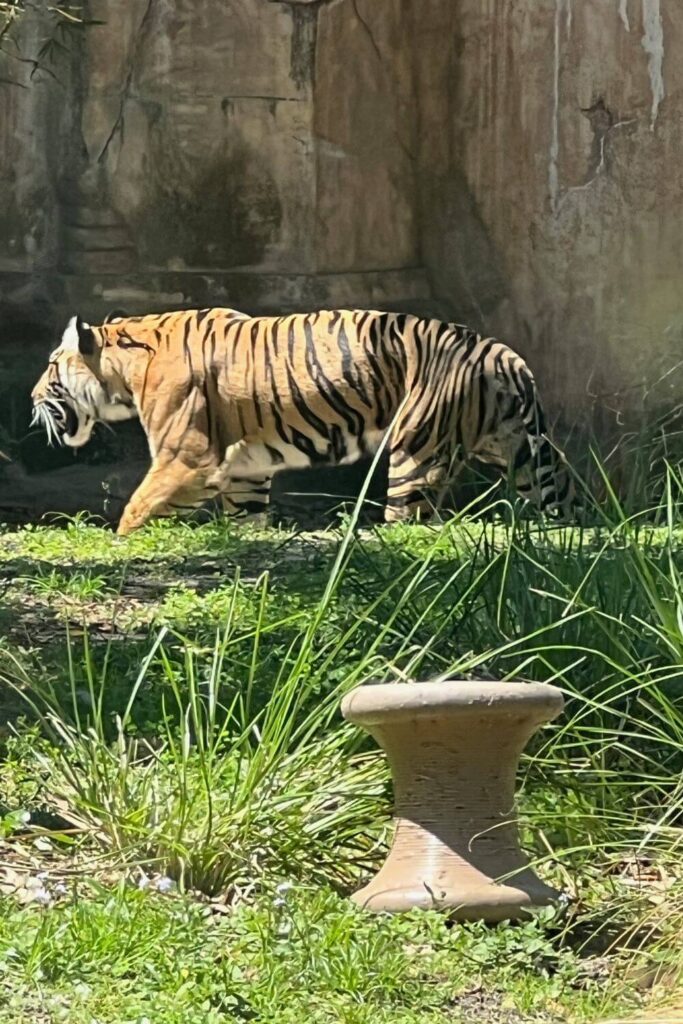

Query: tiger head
[31,315,138,448]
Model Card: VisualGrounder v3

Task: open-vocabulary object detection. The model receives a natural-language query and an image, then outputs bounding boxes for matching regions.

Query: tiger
[30,307,574,535]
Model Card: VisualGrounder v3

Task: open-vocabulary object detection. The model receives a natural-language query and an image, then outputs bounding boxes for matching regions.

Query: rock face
[412,0,683,431]
[1,0,681,504]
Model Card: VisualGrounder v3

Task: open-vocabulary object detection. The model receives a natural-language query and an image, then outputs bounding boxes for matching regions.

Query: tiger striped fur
[30,307,574,534]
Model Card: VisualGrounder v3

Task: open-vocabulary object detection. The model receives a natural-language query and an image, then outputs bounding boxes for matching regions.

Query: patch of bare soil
[449,986,562,1023]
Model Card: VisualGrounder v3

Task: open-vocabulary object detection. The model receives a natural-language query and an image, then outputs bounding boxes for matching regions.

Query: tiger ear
[76,315,95,355]
[62,315,95,356]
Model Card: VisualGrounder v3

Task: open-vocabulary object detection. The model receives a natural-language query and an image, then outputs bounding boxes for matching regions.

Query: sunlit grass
[0,465,682,1021]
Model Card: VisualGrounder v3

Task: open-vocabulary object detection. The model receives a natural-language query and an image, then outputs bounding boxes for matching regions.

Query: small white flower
[137,873,150,891]
[54,882,68,896]
[32,887,52,906]
[272,898,286,908]
[275,882,293,895]
[155,877,175,894]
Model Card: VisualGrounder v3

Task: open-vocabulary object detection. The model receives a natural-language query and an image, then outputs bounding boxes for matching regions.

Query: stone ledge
[0,266,435,323]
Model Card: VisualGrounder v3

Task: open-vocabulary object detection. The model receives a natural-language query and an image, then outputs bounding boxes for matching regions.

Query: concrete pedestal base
[341,680,564,921]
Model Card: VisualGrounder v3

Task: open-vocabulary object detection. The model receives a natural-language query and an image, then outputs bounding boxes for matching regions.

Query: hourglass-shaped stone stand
[341,680,564,921]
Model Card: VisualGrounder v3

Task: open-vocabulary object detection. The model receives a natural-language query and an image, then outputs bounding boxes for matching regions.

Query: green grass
[1,486,682,1022]
[0,885,631,1024]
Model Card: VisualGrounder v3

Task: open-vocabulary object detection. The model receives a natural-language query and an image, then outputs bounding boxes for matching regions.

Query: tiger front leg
[116,459,213,535]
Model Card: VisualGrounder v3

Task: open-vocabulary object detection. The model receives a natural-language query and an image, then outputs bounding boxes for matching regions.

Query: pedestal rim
[341,679,564,724]
[350,877,561,919]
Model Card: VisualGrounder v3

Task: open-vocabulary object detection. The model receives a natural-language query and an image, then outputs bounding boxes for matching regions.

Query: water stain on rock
[136,147,282,269]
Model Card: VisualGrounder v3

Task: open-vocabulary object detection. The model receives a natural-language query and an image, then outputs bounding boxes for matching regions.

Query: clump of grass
[1,616,389,897]
[16,568,113,601]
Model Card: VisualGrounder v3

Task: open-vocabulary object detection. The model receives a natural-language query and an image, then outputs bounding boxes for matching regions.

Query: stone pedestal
[341,680,564,921]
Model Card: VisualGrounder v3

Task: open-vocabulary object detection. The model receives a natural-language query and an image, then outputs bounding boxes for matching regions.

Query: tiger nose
[31,377,48,402]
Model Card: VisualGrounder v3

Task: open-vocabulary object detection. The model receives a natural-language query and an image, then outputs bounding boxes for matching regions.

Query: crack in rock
[97,0,156,163]
[350,0,382,64]
[348,0,416,163]
[556,98,636,211]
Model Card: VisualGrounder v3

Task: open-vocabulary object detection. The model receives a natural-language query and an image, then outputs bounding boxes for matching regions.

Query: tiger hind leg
[511,434,574,516]
[384,443,461,523]
[474,424,574,517]
[220,475,273,525]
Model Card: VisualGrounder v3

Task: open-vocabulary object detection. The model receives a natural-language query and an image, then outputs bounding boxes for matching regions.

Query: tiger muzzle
[32,400,79,446]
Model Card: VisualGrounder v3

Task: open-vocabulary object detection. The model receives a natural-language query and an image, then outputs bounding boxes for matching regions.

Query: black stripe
[271,405,292,447]
[388,458,440,487]
[202,316,216,346]
[330,424,347,462]
[304,321,365,438]
[265,443,285,465]
[263,325,274,379]
[363,347,389,428]
[555,475,571,502]
[230,320,248,364]
[334,316,372,407]
[389,316,409,374]
[409,417,435,456]
[475,373,489,436]
[117,332,155,356]
[251,322,263,429]
[202,380,214,449]
[513,438,532,471]
[385,490,425,508]
[271,317,281,358]
[285,362,329,439]
[230,498,270,515]
[250,321,260,360]
[289,425,328,464]
[182,317,193,367]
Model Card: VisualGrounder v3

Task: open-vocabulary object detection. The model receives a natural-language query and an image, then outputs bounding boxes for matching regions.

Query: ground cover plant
[0,472,682,1022]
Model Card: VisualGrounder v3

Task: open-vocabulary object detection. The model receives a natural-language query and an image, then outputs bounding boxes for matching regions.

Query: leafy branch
[0,1,84,85]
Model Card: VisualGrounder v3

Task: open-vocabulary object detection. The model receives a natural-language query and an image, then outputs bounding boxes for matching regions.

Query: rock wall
[1,0,681,494]
[414,0,683,432]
